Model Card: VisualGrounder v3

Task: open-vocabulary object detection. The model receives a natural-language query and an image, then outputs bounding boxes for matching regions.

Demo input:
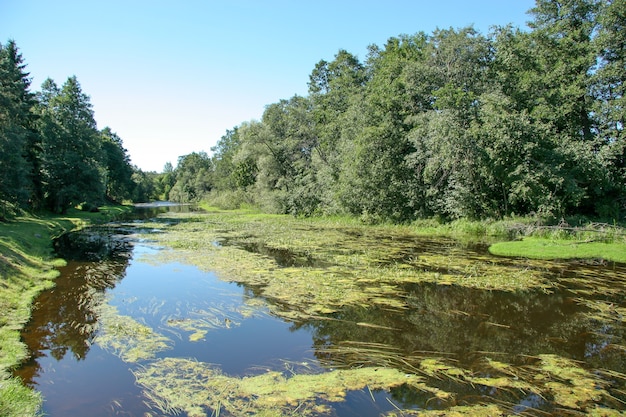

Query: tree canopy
[204,0,626,222]
[2,0,625,222]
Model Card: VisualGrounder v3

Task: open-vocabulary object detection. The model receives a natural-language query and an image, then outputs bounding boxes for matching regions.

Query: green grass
[489,237,626,263]
[0,204,132,417]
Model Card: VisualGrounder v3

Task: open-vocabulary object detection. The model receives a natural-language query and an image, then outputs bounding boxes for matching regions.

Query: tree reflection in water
[16,227,133,385]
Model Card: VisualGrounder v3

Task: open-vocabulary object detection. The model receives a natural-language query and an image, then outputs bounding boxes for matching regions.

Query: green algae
[94,303,171,362]
[134,357,429,417]
[139,210,557,324]
[386,404,508,416]
[133,351,626,417]
[127,209,626,415]
[165,306,241,342]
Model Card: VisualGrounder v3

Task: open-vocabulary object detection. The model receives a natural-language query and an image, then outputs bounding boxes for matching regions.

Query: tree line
[189,0,623,222]
[0,40,141,216]
[3,0,625,223]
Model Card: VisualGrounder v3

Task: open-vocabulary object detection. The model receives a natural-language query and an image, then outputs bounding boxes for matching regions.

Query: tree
[0,40,36,215]
[308,50,367,215]
[100,127,134,202]
[403,28,494,219]
[37,76,104,213]
[593,0,626,217]
[528,0,600,141]
[169,152,212,203]
[343,33,431,221]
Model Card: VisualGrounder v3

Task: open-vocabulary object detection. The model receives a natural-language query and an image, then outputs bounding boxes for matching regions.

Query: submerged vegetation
[95,302,171,363]
[127,208,626,415]
[134,358,425,417]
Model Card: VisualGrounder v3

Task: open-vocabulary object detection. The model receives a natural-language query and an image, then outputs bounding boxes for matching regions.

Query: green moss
[489,237,626,263]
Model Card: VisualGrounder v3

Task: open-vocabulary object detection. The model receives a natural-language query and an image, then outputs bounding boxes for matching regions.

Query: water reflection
[17,233,133,384]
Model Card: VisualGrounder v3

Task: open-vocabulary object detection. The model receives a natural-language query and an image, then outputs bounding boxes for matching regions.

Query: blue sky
[1,1,535,172]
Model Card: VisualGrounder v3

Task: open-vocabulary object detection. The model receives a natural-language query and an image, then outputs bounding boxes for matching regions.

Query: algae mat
[140,210,558,321]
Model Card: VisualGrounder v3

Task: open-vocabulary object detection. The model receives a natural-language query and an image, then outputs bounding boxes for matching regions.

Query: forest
[1,0,625,223]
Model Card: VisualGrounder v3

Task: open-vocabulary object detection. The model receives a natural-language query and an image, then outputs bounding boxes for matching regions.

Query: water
[14,206,626,416]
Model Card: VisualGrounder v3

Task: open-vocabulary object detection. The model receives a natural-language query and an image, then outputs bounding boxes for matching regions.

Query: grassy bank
[406,216,626,263]
[0,205,132,417]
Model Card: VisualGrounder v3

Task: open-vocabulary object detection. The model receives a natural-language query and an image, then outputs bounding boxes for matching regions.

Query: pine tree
[0,40,36,216]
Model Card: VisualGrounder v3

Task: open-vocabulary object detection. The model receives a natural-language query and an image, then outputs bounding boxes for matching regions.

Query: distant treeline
[3,0,625,222]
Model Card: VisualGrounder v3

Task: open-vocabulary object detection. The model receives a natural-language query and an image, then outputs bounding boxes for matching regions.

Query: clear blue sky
[1,0,535,172]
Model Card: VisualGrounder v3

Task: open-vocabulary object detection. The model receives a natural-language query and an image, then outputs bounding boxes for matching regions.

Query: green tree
[211,127,254,191]
[0,40,36,216]
[37,76,104,213]
[308,50,367,215]
[404,28,494,219]
[593,0,626,217]
[131,168,159,203]
[528,0,599,141]
[156,161,176,200]
[527,0,614,217]
[169,152,212,203]
[100,127,134,202]
[336,34,431,221]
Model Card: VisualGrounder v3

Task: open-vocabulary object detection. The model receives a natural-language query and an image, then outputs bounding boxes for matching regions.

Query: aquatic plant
[94,303,171,362]
[131,209,626,414]
[135,357,430,417]
[140,210,557,325]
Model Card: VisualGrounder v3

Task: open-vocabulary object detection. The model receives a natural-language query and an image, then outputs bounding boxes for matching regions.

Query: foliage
[200,0,625,223]
[168,152,212,203]
[100,128,134,202]
[36,76,105,213]
[6,1,625,220]
[0,40,36,215]
[0,40,143,214]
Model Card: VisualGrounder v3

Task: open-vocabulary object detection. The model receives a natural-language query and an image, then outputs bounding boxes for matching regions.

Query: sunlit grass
[0,376,42,417]
[490,237,626,263]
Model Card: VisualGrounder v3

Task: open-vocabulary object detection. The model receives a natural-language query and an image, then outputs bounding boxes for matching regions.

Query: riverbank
[0,205,132,417]
[408,217,626,263]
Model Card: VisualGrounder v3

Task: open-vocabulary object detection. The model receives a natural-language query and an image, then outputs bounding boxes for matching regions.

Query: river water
[14,205,626,416]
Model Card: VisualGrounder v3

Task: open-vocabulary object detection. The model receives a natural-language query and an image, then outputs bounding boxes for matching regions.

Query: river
[14,204,626,416]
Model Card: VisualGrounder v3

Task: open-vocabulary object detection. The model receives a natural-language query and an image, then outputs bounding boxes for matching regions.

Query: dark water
[14,205,626,416]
